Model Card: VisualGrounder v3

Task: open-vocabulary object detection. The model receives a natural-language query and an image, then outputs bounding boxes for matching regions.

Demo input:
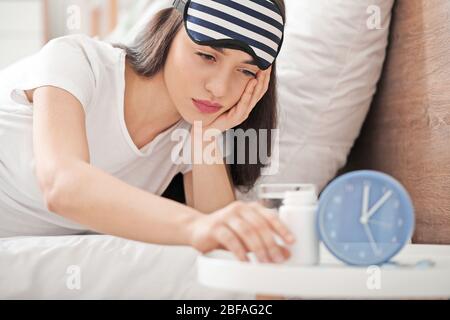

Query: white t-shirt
[0,34,193,237]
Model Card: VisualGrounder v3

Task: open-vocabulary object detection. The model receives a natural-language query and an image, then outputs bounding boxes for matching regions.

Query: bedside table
[197,243,450,299]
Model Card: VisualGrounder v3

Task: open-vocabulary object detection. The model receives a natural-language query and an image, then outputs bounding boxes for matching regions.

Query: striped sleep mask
[173,0,285,70]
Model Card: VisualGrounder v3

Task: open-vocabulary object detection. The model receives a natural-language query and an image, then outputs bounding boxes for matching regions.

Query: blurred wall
[0,0,45,69]
[341,0,450,244]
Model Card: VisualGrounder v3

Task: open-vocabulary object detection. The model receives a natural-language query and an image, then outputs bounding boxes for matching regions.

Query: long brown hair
[113,1,285,194]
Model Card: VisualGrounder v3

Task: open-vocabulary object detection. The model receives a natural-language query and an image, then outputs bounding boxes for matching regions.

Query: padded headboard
[340,0,450,244]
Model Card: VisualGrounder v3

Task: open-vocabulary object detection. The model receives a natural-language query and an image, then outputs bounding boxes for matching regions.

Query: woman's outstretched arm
[31,85,294,265]
[32,86,202,245]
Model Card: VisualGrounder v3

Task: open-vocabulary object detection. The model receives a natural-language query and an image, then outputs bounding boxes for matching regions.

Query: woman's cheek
[189,54,204,68]
[231,84,246,105]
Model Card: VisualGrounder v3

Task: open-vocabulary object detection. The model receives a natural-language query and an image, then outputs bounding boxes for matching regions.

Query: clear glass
[256,183,317,211]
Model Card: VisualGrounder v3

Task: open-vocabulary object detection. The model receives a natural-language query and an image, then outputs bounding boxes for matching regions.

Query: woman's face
[164,26,261,127]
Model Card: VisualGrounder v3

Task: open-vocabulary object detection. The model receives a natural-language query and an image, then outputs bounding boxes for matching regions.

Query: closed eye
[196,52,257,78]
[196,52,216,62]
[242,70,257,78]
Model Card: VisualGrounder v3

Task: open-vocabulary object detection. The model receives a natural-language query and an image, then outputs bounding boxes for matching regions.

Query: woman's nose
[205,71,232,100]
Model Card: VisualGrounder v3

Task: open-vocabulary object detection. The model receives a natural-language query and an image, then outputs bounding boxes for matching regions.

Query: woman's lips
[192,99,222,114]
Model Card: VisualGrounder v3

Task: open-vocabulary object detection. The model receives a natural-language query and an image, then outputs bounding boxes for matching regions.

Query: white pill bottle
[279,188,320,266]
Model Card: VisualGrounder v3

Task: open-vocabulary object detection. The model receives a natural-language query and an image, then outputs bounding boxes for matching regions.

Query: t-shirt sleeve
[12,36,97,114]
[180,162,193,175]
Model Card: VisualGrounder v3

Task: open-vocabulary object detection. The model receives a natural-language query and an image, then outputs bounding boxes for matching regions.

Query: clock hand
[360,184,370,224]
[363,223,380,255]
[365,190,393,220]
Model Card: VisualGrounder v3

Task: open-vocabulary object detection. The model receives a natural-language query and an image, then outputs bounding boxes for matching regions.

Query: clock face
[317,170,415,266]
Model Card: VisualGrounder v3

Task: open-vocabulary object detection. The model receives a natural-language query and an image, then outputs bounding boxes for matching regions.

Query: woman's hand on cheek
[203,66,272,134]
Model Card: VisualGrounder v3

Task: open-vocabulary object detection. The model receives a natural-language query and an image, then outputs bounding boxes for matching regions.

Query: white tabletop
[197,244,450,299]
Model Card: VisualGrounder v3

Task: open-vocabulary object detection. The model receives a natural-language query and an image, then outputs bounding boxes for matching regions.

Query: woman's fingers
[253,68,266,97]
[215,225,249,262]
[206,200,295,264]
[260,207,296,245]
[240,208,288,263]
[262,66,272,95]
[247,69,267,115]
[241,79,257,106]
[236,79,257,116]
[280,245,291,259]
[226,216,270,263]
[251,66,271,106]
[234,68,267,121]
[246,201,296,245]
[229,66,272,126]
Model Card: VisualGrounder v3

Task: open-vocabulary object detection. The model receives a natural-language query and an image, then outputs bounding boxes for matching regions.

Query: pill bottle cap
[282,188,317,206]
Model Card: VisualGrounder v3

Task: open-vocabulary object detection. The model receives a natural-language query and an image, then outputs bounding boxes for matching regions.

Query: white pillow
[0,234,255,299]
[237,0,394,200]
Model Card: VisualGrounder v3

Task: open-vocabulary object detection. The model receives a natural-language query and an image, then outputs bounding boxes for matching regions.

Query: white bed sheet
[0,234,256,299]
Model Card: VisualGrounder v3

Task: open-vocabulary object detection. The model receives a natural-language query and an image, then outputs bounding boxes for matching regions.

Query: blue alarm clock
[317,170,415,266]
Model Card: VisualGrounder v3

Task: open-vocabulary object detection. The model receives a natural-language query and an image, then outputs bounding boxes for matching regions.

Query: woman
[0,0,294,266]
